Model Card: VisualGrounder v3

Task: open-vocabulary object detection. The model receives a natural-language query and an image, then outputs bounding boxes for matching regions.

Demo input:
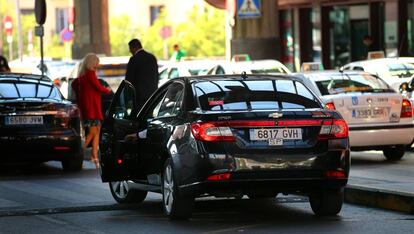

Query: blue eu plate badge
[352,96,358,105]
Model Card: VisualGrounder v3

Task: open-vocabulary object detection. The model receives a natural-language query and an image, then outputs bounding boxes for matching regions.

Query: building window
[56,8,69,34]
[150,5,164,25]
[384,1,398,57]
[312,7,321,63]
[329,7,350,68]
[280,10,294,71]
[408,0,414,56]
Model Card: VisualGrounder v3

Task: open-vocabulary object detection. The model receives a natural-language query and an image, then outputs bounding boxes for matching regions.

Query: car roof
[298,70,375,81]
[345,57,414,66]
[170,74,307,83]
[0,73,52,82]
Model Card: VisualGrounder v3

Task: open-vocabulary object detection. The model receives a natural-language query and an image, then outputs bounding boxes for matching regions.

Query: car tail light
[54,146,71,151]
[326,169,346,178]
[191,122,235,142]
[56,106,79,128]
[401,99,413,118]
[207,173,231,181]
[318,119,348,140]
[325,102,336,110]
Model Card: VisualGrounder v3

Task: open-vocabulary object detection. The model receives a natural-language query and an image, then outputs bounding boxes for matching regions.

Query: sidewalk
[345,151,414,214]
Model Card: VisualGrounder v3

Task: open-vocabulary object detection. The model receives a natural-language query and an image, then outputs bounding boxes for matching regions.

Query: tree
[109,15,141,56]
[173,6,225,58]
[138,5,225,60]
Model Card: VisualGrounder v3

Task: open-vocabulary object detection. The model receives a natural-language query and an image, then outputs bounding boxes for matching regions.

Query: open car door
[99,80,144,182]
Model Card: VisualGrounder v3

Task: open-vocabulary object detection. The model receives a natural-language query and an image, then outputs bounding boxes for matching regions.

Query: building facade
[279,0,414,71]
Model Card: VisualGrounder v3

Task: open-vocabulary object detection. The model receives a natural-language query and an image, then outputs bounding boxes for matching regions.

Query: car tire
[309,189,344,216]
[62,150,84,172]
[383,146,405,161]
[162,158,194,220]
[109,181,147,203]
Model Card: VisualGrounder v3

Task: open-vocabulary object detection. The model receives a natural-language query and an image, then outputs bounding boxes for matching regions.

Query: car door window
[159,68,168,80]
[112,84,135,120]
[169,68,179,79]
[157,83,184,117]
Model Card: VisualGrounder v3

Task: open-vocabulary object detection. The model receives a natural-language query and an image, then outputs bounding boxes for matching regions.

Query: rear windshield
[387,63,414,78]
[315,74,394,95]
[193,79,321,111]
[0,80,62,100]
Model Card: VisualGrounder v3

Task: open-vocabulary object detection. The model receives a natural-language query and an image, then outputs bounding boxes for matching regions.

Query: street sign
[35,25,44,36]
[3,15,13,36]
[60,28,73,42]
[237,0,261,19]
[160,26,172,39]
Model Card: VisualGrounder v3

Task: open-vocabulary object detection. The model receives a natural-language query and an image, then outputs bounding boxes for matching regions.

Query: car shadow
[0,160,99,179]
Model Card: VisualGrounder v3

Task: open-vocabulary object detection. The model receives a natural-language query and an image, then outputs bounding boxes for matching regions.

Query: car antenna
[241,71,248,79]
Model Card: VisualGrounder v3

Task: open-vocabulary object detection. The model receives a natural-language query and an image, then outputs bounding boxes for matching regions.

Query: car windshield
[193,79,321,111]
[315,73,394,95]
[0,80,62,100]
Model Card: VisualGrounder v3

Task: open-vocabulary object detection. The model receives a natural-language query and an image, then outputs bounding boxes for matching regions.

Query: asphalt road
[0,196,412,234]
[0,151,413,233]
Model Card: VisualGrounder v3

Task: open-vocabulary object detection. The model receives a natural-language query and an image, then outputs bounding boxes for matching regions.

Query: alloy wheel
[163,164,174,214]
[110,181,129,199]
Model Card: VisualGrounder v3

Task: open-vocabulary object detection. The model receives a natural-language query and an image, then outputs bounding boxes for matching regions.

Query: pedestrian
[71,53,111,168]
[170,44,186,62]
[362,35,375,59]
[0,55,11,72]
[125,38,159,111]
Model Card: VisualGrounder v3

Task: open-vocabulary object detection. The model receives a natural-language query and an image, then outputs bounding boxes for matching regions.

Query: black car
[99,74,350,219]
[0,73,83,171]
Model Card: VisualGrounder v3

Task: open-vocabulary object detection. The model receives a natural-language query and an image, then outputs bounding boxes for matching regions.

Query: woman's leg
[88,126,99,161]
[84,127,94,151]
[91,125,101,161]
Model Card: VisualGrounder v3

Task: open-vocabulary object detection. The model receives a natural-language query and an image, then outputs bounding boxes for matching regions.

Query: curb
[345,185,414,214]
[0,204,134,217]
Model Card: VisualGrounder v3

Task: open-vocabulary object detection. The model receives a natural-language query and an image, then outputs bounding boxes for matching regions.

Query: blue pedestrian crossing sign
[237,0,261,18]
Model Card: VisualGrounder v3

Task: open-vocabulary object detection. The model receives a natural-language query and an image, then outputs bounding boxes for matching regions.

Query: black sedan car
[100,74,350,219]
[0,73,83,171]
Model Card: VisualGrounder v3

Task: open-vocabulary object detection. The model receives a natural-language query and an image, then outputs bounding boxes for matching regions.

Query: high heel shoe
[91,158,100,169]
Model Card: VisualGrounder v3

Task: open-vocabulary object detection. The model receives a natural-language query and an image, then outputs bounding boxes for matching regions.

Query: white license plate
[354,108,386,118]
[5,116,44,125]
[249,128,302,141]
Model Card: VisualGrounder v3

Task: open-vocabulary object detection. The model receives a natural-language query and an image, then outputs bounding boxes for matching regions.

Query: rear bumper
[349,125,414,147]
[179,177,348,197]
[0,134,81,162]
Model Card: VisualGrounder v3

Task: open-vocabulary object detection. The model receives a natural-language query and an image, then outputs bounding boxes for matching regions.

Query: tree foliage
[109,15,141,56]
[110,4,226,59]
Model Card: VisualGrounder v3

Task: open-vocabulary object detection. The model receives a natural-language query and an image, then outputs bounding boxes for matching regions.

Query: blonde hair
[78,53,100,77]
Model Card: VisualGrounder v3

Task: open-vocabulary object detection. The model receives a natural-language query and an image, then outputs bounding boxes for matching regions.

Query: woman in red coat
[72,53,111,168]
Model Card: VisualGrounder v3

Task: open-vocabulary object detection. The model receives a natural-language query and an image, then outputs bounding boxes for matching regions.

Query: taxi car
[158,60,221,86]
[99,74,350,219]
[207,59,291,75]
[298,70,414,160]
[342,58,414,92]
[0,73,83,171]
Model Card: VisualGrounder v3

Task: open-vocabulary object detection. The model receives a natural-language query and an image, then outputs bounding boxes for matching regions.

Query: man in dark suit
[125,38,159,111]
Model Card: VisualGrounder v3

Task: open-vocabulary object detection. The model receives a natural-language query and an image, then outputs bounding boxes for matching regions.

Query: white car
[297,70,414,160]
[207,59,291,75]
[342,58,414,92]
[158,60,221,86]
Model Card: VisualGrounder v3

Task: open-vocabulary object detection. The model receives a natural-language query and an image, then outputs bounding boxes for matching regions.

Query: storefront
[279,0,413,71]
